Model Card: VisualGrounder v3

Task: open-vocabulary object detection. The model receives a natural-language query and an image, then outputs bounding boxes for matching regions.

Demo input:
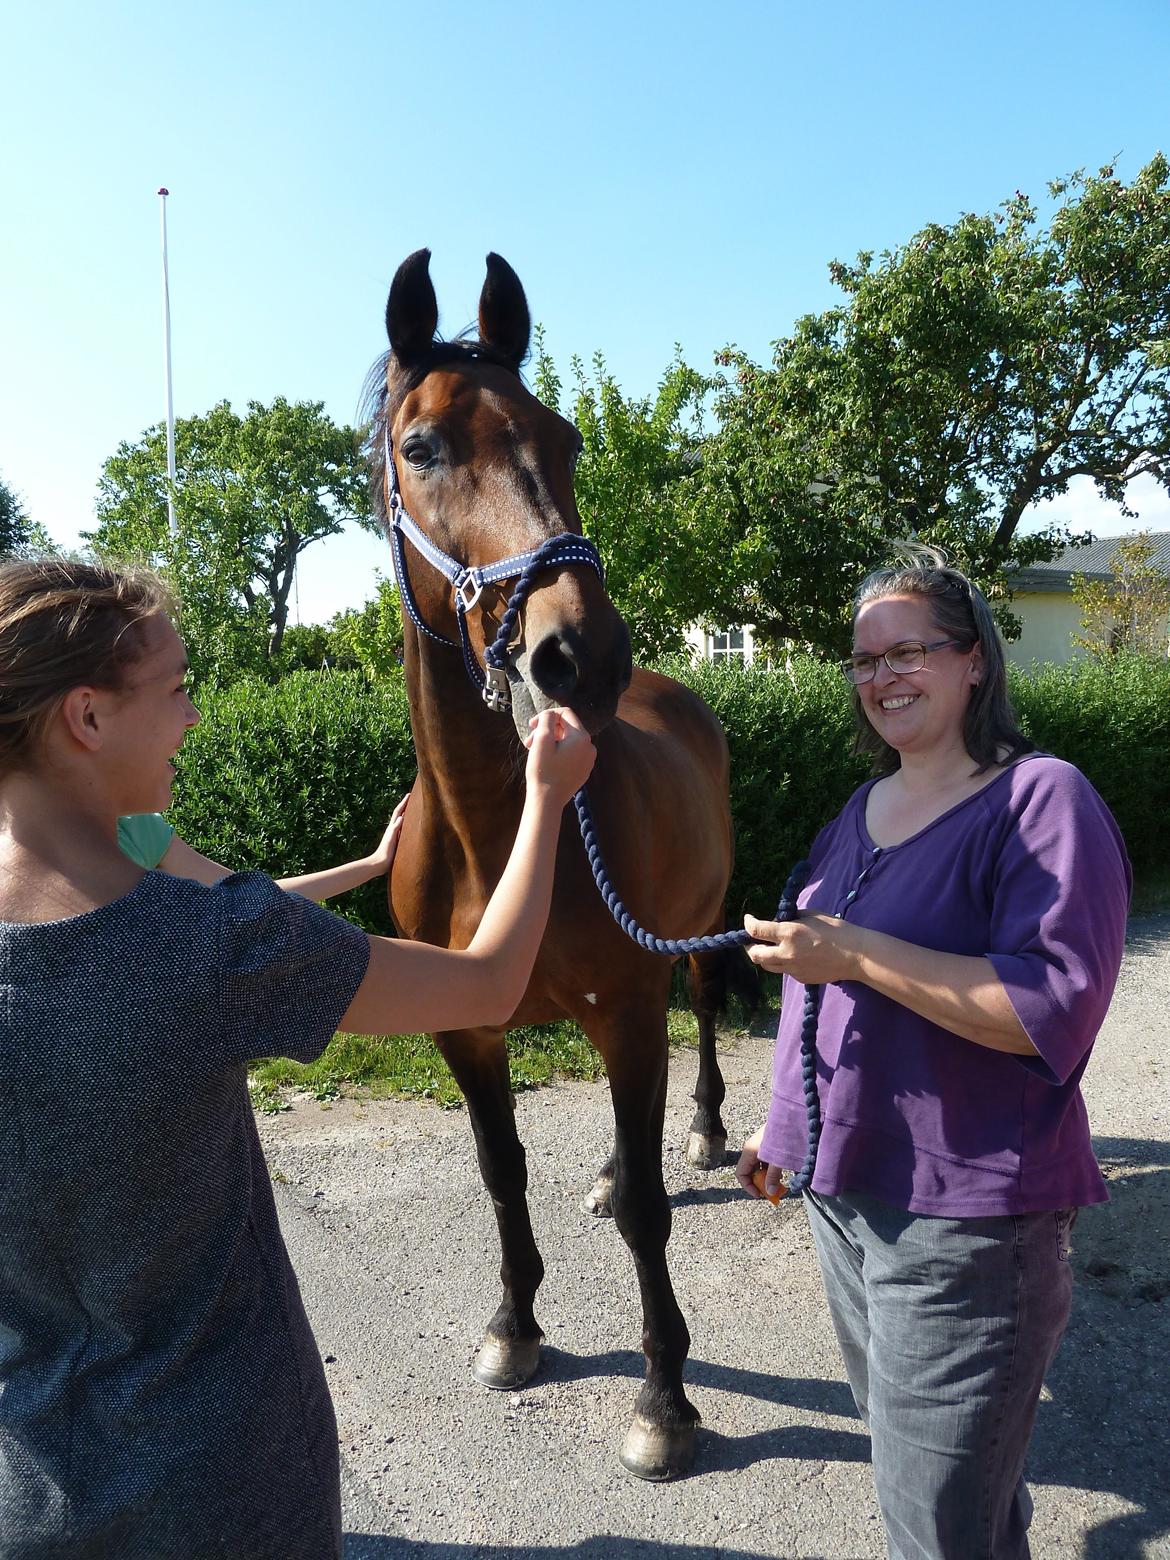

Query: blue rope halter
[384,433,823,1194]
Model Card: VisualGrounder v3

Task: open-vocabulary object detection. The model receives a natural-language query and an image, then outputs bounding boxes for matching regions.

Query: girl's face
[100,615,200,813]
[852,594,982,762]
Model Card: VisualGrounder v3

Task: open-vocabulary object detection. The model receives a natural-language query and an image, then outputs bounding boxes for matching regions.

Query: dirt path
[259,913,1170,1559]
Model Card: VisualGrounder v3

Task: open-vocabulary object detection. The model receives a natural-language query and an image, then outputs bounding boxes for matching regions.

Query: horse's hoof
[619,1413,700,1481]
[583,1173,614,1217]
[686,1131,727,1170]
[472,1332,541,1391]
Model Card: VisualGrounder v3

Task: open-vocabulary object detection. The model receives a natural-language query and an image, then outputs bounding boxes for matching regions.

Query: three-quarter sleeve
[215,872,371,1065]
[986,762,1131,1086]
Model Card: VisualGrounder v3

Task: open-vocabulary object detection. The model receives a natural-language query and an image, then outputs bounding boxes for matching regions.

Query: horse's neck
[404,634,525,829]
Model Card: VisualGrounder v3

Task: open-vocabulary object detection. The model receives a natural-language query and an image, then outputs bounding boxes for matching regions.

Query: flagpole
[158,187,178,537]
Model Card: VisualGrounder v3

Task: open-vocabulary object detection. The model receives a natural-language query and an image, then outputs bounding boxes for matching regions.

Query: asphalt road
[258,912,1170,1560]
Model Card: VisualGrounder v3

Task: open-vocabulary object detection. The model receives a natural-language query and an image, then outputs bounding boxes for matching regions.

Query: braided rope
[572,784,822,1197]
[483,536,604,676]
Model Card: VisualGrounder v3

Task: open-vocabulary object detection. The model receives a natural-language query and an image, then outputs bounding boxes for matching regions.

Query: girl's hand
[369,793,411,873]
[523,708,595,804]
[743,911,861,985]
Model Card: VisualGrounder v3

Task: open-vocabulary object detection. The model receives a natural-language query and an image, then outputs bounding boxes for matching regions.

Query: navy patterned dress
[0,871,370,1559]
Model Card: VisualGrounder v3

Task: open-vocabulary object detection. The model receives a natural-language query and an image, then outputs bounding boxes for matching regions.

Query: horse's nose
[529,620,633,717]
[530,630,582,703]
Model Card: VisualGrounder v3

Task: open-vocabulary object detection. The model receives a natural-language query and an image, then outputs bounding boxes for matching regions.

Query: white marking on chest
[583,992,598,1005]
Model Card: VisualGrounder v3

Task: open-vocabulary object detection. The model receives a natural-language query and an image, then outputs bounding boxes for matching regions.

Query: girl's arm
[158,796,410,898]
[337,708,595,1039]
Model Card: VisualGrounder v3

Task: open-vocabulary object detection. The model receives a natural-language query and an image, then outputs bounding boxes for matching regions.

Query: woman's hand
[735,1124,785,1202]
[743,911,862,985]
[524,707,596,804]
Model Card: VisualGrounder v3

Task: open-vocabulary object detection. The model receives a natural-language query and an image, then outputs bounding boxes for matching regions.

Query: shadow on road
[1029,1135,1170,1558]
[346,1542,844,1559]
[538,1344,859,1421]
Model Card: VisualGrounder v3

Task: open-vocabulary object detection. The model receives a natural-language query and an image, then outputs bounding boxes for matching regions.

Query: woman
[737,547,1130,1560]
[0,557,594,1560]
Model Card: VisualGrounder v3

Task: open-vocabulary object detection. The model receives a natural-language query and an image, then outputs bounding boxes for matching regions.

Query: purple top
[759,754,1132,1216]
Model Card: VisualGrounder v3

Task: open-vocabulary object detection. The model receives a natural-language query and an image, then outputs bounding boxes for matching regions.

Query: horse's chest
[390,831,497,949]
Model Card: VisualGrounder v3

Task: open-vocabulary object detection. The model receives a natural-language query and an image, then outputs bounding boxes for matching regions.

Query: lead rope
[573,785,822,1196]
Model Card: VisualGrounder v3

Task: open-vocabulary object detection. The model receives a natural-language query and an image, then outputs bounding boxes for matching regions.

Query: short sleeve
[986,762,1132,1086]
[215,872,372,1065]
[117,813,176,869]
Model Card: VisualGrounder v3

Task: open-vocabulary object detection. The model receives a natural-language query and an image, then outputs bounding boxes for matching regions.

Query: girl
[0,557,594,1560]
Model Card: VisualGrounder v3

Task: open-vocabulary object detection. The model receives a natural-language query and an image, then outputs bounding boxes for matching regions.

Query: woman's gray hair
[849,543,1033,774]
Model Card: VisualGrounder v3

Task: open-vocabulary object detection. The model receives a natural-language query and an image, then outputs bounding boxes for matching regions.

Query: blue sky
[2,0,1168,622]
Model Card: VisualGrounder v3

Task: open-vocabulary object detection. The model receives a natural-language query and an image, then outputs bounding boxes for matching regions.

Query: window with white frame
[709,626,751,663]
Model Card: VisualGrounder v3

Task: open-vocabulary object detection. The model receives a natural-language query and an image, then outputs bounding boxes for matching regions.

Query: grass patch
[250,1020,604,1111]
[249,1006,713,1112]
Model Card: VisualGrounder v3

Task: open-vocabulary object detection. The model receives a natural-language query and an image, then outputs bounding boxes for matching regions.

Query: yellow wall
[1006,592,1088,666]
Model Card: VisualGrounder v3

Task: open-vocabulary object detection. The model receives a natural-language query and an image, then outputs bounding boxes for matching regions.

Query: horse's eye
[402,439,433,469]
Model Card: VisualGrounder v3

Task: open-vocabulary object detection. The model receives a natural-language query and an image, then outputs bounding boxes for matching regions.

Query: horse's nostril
[530,633,581,701]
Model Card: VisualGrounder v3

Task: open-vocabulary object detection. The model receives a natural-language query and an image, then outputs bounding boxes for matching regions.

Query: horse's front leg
[592,1006,700,1481]
[684,949,729,1169]
[434,1026,544,1390]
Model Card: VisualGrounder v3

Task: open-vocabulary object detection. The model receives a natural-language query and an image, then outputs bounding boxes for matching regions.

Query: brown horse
[370,249,744,1480]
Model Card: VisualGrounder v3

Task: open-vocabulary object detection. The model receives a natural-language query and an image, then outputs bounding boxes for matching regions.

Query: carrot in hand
[752,1166,786,1205]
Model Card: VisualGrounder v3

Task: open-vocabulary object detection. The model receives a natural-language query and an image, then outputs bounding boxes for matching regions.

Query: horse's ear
[477,252,530,368]
[386,248,439,363]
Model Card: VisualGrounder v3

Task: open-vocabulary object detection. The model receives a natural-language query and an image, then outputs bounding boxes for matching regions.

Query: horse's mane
[363,334,526,533]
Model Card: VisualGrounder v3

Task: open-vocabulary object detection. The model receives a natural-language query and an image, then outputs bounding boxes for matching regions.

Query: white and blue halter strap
[382,427,605,710]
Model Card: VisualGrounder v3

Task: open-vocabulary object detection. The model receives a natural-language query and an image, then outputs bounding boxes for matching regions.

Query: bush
[665,655,869,918]
[170,654,1170,942]
[171,670,414,934]
[1009,655,1170,874]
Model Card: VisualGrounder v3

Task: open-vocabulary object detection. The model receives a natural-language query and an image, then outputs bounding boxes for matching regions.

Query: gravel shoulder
[259,912,1170,1560]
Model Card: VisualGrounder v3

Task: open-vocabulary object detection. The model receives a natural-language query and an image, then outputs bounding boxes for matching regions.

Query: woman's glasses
[839,639,964,686]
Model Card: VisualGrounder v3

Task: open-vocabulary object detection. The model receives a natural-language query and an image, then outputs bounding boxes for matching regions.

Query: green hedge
[1008,656,1170,871]
[170,655,1170,935]
[170,671,414,935]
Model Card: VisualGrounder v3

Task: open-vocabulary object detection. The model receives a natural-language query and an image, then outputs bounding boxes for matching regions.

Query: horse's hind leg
[684,950,728,1170]
[593,1005,700,1480]
[434,1027,544,1391]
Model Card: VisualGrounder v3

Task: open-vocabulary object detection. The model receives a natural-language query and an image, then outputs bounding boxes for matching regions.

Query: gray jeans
[804,1190,1075,1560]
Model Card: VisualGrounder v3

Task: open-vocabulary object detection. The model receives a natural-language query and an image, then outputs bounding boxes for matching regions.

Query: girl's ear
[58,687,104,752]
[969,641,985,686]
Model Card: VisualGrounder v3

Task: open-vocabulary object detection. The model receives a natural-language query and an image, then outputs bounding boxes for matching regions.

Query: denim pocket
[1055,1207,1078,1262]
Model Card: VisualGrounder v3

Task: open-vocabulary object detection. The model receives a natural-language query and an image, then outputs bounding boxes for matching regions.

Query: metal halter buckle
[456,573,484,613]
[482,665,511,713]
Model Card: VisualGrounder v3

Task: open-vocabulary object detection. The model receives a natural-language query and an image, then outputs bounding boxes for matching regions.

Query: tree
[325,575,404,678]
[85,399,374,681]
[1071,535,1170,658]
[704,154,1170,655]
[533,332,753,660]
[1,472,53,556]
